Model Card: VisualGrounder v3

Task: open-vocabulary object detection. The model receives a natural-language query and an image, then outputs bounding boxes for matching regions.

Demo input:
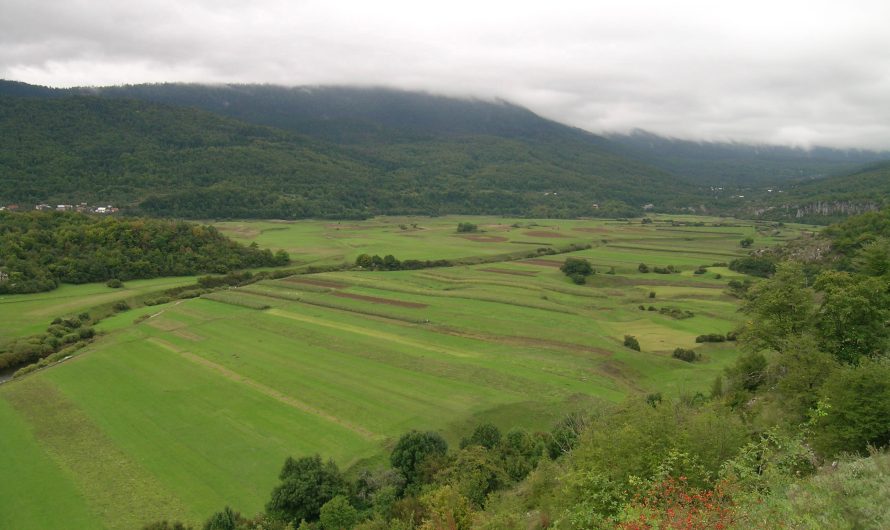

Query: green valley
[0,215,788,528]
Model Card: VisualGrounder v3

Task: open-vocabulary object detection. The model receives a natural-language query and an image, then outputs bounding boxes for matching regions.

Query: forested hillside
[2,80,886,221]
[607,129,888,187]
[0,81,707,218]
[751,161,890,223]
[0,211,288,294]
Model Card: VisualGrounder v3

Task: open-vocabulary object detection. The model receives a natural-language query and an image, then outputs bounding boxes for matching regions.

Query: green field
[0,215,811,528]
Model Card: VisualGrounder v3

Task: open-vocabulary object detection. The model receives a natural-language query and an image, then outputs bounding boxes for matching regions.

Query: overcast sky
[2,0,889,149]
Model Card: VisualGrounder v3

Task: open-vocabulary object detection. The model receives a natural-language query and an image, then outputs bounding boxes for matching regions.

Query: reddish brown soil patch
[523,230,570,238]
[432,326,611,357]
[458,235,509,243]
[479,268,539,277]
[519,259,564,268]
[332,291,428,309]
[283,277,348,289]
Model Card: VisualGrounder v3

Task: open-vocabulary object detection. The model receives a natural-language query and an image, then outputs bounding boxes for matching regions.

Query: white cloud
[2,0,889,148]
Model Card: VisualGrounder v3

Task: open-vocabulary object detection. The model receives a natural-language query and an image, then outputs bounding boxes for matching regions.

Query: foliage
[624,335,641,351]
[813,271,889,363]
[0,211,287,294]
[203,506,238,530]
[319,495,358,530]
[0,89,704,220]
[438,445,509,507]
[390,431,448,487]
[616,476,738,530]
[739,262,814,352]
[419,485,474,530]
[266,455,348,525]
[456,223,478,233]
[813,360,890,456]
[460,423,501,450]
[728,255,776,277]
[672,348,698,363]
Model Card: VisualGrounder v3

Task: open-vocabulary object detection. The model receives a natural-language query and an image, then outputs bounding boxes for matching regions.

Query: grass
[0,276,199,347]
[0,214,811,528]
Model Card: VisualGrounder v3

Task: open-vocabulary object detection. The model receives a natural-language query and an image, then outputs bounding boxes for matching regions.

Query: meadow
[0,215,812,529]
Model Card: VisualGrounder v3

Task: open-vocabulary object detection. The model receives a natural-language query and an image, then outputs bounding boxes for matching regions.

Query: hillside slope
[750,162,890,223]
[607,129,889,187]
[0,82,703,217]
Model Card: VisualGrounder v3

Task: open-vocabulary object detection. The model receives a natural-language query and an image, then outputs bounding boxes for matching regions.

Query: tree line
[0,211,289,294]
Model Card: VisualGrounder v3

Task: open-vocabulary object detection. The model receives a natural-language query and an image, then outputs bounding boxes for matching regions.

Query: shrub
[457,222,479,233]
[624,335,641,351]
[672,348,698,362]
[729,256,776,277]
[695,333,726,343]
[112,301,130,312]
[638,263,650,273]
[106,278,123,288]
[649,291,656,298]
[203,507,237,530]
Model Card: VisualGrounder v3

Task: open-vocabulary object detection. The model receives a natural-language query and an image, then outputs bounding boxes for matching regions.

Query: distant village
[0,202,120,214]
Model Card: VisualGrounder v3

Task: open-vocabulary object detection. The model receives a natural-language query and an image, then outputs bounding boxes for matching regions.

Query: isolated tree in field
[624,335,641,351]
[561,257,594,284]
[266,455,348,525]
[740,237,754,248]
[457,222,478,233]
[390,430,448,486]
[638,263,650,273]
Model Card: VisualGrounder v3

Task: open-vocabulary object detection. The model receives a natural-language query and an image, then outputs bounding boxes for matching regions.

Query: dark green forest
[0,211,289,294]
[0,91,700,219]
[143,210,890,529]
[606,129,889,187]
[2,81,888,222]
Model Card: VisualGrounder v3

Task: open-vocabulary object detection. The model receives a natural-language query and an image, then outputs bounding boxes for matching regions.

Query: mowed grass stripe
[146,337,379,440]
[3,378,191,530]
[0,398,103,530]
[258,305,618,401]
[42,331,377,519]
[266,307,478,358]
[156,315,521,434]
